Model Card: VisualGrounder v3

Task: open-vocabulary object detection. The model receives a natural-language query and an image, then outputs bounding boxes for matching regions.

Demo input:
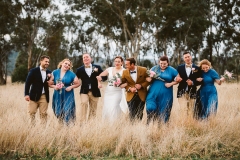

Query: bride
[97,56,128,122]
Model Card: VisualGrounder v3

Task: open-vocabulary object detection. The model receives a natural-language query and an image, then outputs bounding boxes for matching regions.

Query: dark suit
[76,64,103,122]
[24,66,51,123]
[177,64,202,99]
[76,64,103,97]
[25,67,51,102]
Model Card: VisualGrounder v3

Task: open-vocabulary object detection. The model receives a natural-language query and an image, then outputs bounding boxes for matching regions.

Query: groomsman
[175,51,202,117]
[121,58,150,121]
[76,53,104,122]
[24,55,51,124]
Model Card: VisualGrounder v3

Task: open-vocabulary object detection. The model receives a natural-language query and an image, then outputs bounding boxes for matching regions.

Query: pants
[80,91,99,122]
[178,93,195,118]
[28,94,48,124]
[127,93,145,121]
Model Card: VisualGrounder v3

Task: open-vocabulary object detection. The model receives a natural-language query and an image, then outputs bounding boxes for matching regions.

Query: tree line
[0,0,239,85]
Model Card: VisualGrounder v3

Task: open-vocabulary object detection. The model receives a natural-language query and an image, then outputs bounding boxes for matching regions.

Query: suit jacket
[121,66,150,102]
[177,64,202,98]
[24,67,51,102]
[76,64,103,97]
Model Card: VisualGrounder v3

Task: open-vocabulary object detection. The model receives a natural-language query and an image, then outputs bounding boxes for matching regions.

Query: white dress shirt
[185,64,192,91]
[186,66,192,77]
[40,66,46,94]
[130,66,137,82]
[85,64,92,89]
[85,64,92,77]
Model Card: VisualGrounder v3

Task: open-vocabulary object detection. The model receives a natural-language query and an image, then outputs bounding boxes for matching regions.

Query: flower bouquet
[221,70,234,81]
[146,69,165,81]
[56,79,65,94]
[108,73,122,87]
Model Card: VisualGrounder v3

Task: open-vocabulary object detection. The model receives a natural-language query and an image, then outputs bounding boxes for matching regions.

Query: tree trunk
[164,38,167,56]
[27,39,32,71]
[0,61,6,85]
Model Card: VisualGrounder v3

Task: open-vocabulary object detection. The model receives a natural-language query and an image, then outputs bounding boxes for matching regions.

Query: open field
[0,78,240,159]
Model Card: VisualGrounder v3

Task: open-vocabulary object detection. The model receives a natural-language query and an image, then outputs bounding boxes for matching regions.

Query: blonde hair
[57,59,73,70]
[198,59,212,69]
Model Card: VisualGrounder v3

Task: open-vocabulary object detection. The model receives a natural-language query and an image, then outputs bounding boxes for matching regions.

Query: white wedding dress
[102,67,128,122]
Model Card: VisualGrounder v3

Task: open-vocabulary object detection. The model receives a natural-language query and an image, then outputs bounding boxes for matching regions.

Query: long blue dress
[146,65,178,123]
[194,69,220,119]
[52,69,76,123]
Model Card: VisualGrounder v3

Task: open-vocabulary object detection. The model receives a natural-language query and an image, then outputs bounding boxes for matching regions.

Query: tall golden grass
[0,78,240,159]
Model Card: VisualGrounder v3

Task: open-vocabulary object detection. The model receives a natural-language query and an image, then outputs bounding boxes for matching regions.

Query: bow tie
[130,71,136,74]
[85,66,91,68]
[41,68,46,71]
[186,65,191,68]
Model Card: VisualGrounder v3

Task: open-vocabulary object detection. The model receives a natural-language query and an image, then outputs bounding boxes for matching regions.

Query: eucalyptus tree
[154,0,210,66]
[9,0,55,71]
[0,0,21,85]
[212,0,240,73]
[68,0,165,60]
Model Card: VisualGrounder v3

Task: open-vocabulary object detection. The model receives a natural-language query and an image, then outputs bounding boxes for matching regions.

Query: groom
[121,58,150,121]
[76,53,104,122]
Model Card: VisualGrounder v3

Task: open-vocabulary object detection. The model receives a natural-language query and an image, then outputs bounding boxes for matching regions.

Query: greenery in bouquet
[146,69,165,82]
[108,73,122,87]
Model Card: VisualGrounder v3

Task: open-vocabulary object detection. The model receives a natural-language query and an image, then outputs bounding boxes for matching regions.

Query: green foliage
[140,59,154,69]
[11,52,28,83]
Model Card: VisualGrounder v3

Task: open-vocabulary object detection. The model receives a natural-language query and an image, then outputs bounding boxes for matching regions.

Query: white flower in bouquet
[222,70,234,81]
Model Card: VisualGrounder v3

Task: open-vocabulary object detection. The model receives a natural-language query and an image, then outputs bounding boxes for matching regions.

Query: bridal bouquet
[108,73,122,87]
[221,70,234,80]
[56,79,65,94]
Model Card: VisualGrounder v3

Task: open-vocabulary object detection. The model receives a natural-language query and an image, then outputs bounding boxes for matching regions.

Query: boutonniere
[92,66,98,73]
[191,68,198,73]
[47,73,51,80]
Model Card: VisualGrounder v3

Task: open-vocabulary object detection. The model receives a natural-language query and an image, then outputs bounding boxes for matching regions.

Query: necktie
[130,71,136,74]
[85,66,90,68]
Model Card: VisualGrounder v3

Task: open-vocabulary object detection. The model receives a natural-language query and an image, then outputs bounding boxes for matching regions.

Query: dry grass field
[0,78,240,159]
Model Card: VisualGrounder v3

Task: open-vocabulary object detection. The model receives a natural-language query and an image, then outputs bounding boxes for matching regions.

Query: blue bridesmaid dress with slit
[52,69,76,123]
[146,65,178,123]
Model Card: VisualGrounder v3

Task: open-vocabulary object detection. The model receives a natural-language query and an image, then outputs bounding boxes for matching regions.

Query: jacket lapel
[37,67,44,83]
[127,69,136,84]
[136,66,140,83]
[183,65,188,78]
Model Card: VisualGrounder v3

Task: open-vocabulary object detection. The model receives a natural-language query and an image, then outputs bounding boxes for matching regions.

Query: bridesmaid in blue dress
[146,56,179,123]
[194,59,225,120]
[49,59,80,124]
